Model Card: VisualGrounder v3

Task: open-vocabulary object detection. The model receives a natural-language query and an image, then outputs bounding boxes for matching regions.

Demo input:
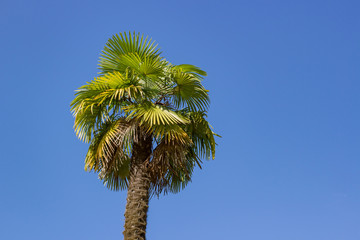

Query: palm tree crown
[71,32,218,239]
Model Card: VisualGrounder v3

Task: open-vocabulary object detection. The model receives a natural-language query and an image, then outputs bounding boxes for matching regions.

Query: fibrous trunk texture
[123,132,152,240]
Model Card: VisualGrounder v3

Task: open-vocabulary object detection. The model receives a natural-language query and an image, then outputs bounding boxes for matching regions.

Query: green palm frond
[152,124,192,145]
[173,64,207,80]
[92,71,147,104]
[124,101,188,127]
[170,70,210,112]
[123,101,194,145]
[99,32,161,74]
[71,100,108,143]
[71,71,149,142]
[120,52,167,79]
[184,111,217,160]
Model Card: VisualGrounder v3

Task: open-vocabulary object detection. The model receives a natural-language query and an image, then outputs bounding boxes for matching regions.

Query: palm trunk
[123,132,152,240]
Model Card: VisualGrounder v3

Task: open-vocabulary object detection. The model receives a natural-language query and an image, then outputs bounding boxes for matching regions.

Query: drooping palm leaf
[150,140,199,195]
[184,111,217,160]
[84,117,138,190]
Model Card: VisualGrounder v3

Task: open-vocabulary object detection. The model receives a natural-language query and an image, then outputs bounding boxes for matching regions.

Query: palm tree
[71,32,218,240]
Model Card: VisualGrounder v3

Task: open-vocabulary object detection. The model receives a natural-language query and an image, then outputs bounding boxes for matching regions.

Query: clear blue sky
[1,0,359,239]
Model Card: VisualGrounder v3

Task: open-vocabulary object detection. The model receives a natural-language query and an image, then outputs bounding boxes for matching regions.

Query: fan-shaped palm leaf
[173,64,207,80]
[170,70,210,112]
[99,32,161,74]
